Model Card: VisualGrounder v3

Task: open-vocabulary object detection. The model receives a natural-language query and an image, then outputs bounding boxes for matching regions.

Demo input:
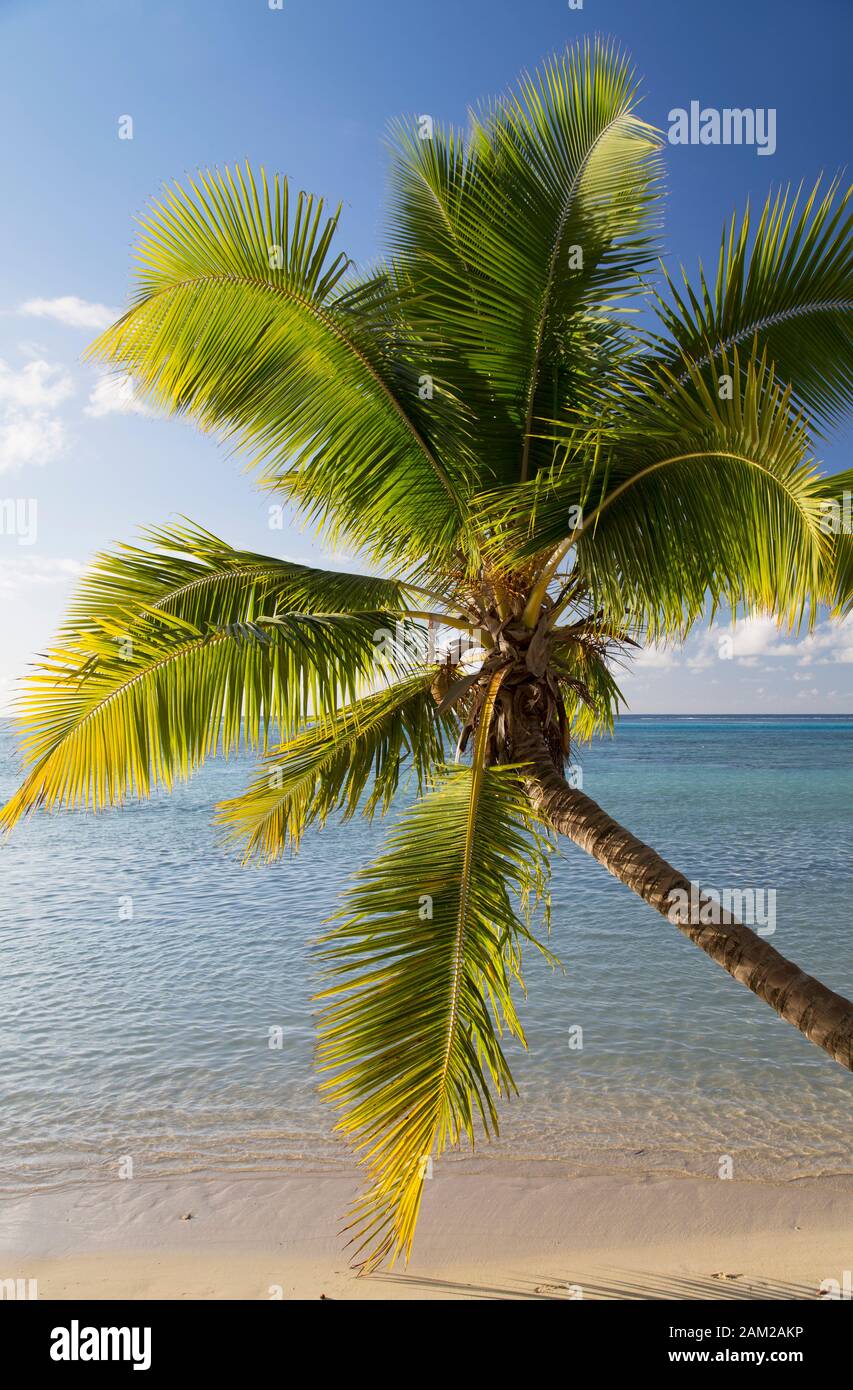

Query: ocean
[1,716,850,1191]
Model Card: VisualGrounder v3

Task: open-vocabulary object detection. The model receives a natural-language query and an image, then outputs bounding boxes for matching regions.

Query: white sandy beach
[2,1166,850,1300]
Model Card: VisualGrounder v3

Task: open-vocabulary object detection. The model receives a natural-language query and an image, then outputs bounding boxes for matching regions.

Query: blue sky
[0,0,851,713]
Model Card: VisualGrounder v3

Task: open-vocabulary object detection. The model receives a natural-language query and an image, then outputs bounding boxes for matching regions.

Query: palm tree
[3,40,852,1272]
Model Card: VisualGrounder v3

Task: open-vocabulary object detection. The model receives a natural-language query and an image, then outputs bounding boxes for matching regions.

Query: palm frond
[86,164,475,569]
[1,598,411,830]
[384,121,522,486]
[654,177,853,428]
[316,677,552,1270]
[551,616,630,740]
[63,520,422,636]
[480,39,664,482]
[217,672,457,860]
[384,39,664,486]
[482,350,835,639]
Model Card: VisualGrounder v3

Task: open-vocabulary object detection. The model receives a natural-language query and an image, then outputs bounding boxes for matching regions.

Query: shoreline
[2,1165,850,1300]
[6,1126,851,1195]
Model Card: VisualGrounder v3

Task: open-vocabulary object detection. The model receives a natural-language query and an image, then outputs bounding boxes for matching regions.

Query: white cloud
[627,611,853,686]
[714,612,853,666]
[685,647,715,670]
[0,413,66,473]
[17,340,50,360]
[18,296,118,330]
[718,612,796,660]
[795,613,853,665]
[0,358,74,410]
[85,373,151,419]
[631,616,793,675]
[0,359,73,474]
[632,641,679,670]
[0,556,83,593]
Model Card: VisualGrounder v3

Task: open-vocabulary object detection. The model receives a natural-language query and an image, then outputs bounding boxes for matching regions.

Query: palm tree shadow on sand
[371,1270,818,1301]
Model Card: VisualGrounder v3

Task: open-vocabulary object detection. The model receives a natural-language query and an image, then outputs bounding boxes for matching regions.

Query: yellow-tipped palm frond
[316,678,553,1271]
[61,520,422,634]
[217,672,458,860]
[0,525,429,829]
[86,165,474,570]
[481,351,837,639]
[0,610,408,830]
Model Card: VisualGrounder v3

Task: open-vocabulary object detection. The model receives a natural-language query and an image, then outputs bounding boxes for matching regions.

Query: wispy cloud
[0,414,66,473]
[632,641,679,670]
[0,358,73,474]
[18,296,118,330]
[85,372,152,419]
[0,358,74,410]
[629,612,853,680]
[794,613,853,666]
[0,556,84,593]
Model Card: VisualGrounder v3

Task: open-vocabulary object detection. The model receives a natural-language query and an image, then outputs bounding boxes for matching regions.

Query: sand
[1,1165,850,1300]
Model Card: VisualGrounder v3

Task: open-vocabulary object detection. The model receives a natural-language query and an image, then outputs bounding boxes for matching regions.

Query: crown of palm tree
[4,39,852,1272]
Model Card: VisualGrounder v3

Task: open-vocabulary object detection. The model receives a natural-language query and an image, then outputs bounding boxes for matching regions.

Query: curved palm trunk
[516,726,853,1071]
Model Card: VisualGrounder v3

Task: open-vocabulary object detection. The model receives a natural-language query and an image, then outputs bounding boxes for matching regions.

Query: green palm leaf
[482,40,664,483]
[385,40,663,490]
[384,121,523,487]
[217,672,457,860]
[810,467,853,613]
[482,351,835,638]
[654,178,853,428]
[1,599,410,829]
[62,520,423,635]
[316,675,552,1270]
[551,614,630,740]
[86,165,474,569]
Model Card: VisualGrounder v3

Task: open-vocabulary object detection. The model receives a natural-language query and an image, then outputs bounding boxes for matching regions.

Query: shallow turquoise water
[0,717,850,1189]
